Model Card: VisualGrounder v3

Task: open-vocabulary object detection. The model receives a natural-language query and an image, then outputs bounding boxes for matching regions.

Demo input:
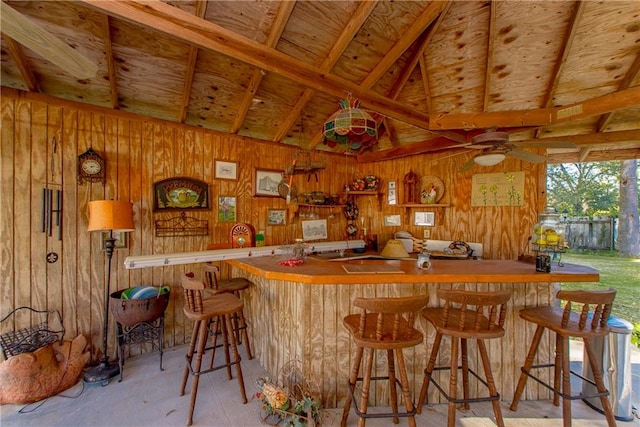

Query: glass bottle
[532,205,565,251]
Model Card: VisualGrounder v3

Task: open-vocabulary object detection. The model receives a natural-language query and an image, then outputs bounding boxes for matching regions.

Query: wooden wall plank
[0,93,15,335]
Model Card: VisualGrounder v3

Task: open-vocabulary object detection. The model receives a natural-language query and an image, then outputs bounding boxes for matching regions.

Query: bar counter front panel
[226,256,599,409]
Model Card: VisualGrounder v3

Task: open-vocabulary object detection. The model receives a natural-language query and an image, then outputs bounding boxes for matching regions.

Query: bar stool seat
[416,289,511,427]
[204,264,253,360]
[179,273,247,426]
[341,295,428,427]
[510,289,617,427]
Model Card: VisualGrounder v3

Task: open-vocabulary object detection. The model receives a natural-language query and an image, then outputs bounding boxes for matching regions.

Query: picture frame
[101,231,128,250]
[384,214,402,226]
[414,211,435,226]
[302,219,328,241]
[254,168,283,197]
[387,180,397,205]
[153,177,210,211]
[267,209,286,226]
[218,196,237,222]
[214,160,238,181]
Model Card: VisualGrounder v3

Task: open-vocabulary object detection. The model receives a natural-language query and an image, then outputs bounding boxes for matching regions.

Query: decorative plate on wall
[419,176,445,204]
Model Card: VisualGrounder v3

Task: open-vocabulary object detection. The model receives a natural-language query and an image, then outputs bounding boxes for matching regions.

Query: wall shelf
[396,203,449,224]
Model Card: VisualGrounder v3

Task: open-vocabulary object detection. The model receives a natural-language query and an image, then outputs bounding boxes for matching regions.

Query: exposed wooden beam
[1,34,39,92]
[356,137,469,163]
[595,50,640,132]
[81,0,432,131]
[178,0,207,123]
[535,1,584,138]
[516,130,640,147]
[482,1,496,112]
[230,1,295,134]
[275,1,377,145]
[102,15,118,109]
[359,1,445,89]
[1,1,98,79]
[547,148,640,163]
[430,86,640,130]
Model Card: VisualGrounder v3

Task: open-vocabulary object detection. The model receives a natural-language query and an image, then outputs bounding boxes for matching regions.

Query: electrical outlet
[423,229,430,239]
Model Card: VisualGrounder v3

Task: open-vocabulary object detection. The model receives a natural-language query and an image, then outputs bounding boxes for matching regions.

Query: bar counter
[226,255,599,409]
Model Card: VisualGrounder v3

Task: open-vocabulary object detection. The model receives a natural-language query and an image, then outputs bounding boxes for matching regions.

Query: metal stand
[115,315,165,382]
[84,236,120,385]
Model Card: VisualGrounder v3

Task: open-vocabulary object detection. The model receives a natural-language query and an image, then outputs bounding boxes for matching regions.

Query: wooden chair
[510,289,617,427]
[416,289,511,427]
[341,295,428,427]
[179,273,247,426]
[203,263,253,359]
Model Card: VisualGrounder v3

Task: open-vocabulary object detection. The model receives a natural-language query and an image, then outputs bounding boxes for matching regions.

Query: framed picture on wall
[267,209,286,226]
[101,231,128,250]
[254,168,282,197]
[218,196,236,222]
[214,160,238,181]
[302,219,328,241]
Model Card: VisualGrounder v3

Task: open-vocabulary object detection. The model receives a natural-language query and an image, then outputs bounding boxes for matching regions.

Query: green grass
[560,251,640,324]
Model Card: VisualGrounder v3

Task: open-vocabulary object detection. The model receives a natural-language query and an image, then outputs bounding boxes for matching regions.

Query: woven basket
[109,289,170,327]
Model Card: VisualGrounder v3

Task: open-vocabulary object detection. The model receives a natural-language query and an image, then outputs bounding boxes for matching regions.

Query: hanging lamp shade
[323,98,378,150]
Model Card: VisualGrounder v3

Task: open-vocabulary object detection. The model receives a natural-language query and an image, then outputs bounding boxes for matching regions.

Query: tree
[618,159,640,256]
[547,162,620,217]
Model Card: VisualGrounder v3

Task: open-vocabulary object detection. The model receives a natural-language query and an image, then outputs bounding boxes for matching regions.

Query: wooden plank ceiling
[1,0,639,164]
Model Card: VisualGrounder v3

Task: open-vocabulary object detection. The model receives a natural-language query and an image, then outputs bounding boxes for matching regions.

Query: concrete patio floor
[2,340,638,426]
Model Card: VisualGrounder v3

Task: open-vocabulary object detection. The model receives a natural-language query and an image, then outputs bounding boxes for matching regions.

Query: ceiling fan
[1,1,98,79]
[460,129,576,171]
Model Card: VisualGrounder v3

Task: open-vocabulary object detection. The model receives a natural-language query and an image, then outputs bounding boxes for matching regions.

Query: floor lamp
[84,200,135,384]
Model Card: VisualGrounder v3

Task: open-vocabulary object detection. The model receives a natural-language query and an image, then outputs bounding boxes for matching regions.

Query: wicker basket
[109,288,170,327]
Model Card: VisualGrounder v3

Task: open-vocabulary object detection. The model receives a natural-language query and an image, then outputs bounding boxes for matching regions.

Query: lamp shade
[88,200,135,232]
[474,152,506,167]
[323,98,377,150]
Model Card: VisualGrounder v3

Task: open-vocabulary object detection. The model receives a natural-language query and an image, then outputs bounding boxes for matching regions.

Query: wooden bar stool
[179,273,247,426]
[510,289,617,427]
[416,289,511,427]
[204,264,253,359]
[341,295,428,427]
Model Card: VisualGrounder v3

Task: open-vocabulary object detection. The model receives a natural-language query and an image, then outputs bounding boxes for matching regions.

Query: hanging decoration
[322,98,378,151]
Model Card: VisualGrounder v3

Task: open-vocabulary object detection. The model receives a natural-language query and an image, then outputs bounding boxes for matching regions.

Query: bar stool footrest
[185,352,242,378]
[427,366,501,404]
[347,376,417,420]
[520,363,609,401]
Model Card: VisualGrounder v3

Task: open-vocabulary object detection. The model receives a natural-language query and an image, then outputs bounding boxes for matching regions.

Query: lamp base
[83,357,120,385]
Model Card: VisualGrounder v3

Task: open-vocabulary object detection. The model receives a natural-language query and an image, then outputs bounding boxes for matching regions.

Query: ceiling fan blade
[460,157,475,172]
[506,149,547,163]
[0,2,98,79]
[513,140,576,149]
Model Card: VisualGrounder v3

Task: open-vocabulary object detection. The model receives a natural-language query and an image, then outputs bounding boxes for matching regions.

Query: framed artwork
[214,160,238,181]
[414,211,435,226]
[254,168,282,197]
[153,177,210,211]
[218,196,236,222]
[387,180,397,205]
[384,214,402,226]
[267,209,286,226]
[302,219,328,241]
[101,231,128,250]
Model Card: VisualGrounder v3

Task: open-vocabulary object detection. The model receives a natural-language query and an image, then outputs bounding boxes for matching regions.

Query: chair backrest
[437,289,511,332]
[556,289,616,330]
[353,295,428,341]
[181,273,206,314]
[203,263,221,290]
[230,223,255,248]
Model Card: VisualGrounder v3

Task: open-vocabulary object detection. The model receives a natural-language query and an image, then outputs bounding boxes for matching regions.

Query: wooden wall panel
[0,88,542,364]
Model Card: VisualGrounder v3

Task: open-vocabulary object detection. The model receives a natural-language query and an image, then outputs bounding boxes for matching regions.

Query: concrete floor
[1,340,638,427]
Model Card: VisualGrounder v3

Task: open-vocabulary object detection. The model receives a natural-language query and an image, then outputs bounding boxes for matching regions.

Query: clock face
[82,159,102,175]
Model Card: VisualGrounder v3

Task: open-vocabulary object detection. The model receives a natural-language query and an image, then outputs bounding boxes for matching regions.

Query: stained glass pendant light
[323,98,378,150]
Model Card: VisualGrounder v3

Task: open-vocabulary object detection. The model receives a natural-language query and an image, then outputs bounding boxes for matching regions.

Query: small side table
[115,315,164,382]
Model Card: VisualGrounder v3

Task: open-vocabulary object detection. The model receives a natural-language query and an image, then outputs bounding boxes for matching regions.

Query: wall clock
[78,148,106,185]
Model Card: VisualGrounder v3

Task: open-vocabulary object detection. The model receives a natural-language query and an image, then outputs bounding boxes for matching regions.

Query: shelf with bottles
[287,203,343,221]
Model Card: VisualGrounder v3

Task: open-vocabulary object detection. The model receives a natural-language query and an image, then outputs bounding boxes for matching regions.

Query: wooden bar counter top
[225,255,599,409]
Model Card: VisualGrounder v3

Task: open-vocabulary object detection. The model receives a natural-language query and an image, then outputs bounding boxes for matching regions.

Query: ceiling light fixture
[474,152,506,167]
[323,97,378,151]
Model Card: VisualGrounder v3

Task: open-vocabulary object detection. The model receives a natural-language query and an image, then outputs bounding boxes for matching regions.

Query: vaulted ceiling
[2,0,639,164]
